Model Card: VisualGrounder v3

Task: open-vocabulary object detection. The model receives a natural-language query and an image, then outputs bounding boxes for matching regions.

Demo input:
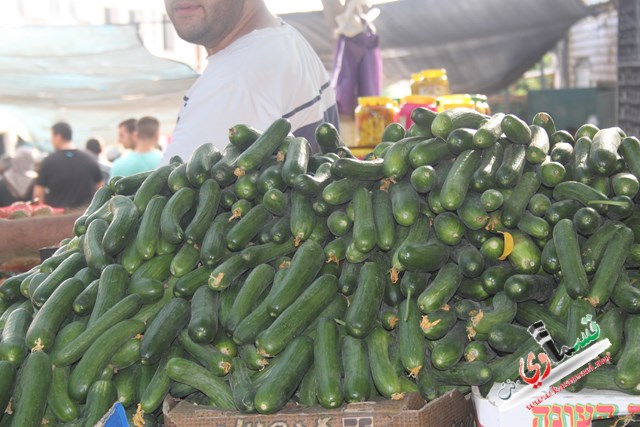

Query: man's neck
[135,139,158,153]
[205,2,280,56]
[57,142,74,151]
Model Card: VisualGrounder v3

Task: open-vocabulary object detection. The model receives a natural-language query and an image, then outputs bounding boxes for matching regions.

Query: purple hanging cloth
[330,3,382,116]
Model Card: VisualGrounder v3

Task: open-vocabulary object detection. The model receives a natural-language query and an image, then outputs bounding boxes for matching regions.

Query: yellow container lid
[350,147,374,159]
[421,68,448,79]
[401,95,436,105]
[357,96,396,107]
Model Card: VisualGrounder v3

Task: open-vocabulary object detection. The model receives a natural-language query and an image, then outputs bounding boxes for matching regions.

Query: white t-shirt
[161,22,339,164]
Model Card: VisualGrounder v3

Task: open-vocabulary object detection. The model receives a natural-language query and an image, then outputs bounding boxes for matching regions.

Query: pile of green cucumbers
[2,106,640,426]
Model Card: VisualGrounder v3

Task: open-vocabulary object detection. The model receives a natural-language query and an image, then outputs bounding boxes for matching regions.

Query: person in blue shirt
[109,116,163,179]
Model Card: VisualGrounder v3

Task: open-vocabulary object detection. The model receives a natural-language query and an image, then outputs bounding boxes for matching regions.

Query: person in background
[109,116,163,179]
[160,0,340,163]
[118,118,138,154]
[0,145,38,206]
[33,122,103,209]
[85,138,111,183]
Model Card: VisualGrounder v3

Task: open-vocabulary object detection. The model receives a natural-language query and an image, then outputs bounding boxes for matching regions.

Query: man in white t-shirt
[161,0,340,163]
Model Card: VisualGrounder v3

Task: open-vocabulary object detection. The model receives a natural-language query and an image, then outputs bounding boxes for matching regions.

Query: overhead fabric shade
[282,0,592,94]
[0,25,197,150]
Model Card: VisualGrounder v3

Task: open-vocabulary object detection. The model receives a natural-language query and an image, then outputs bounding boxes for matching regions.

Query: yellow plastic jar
[436,94,475,112]
[355,97,399,148]
[470,94,492,115]
[412,69,450,98]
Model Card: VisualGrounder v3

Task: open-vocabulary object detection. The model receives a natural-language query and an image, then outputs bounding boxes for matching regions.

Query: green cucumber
[160,186,196,245]
[257,274,337,357]
[367,327,403,399]
[253,335,313,414]
[186,143,221,187]
[550,142,573,165]
[342,335,372,403]
[619,136,640,180]
[208,254,249,291]
[229,357,256,413]
[132,164,174,213]
[166,357,235,409]
[553,180,609,215]
[501,114,532,144]
[440,149,481,211]
[184,179,221,246]
[229,123,261,150]
[419,308,457,340]
[532,112,556,139]
[471,141,505,192]
[611,316,640,390]
[430,360,492,386]
[52,294,142,366]
[431,108,488,139]
[409,137,453,167]
[235,118,291,174]
[345,262,385,338]
[88,264,128,328]
[0,308,31,365]
[200,212,233,267]
[68,319,144,402]
[508,230,541,274]
[224,264,274,333]
[31,251,86,308]
[102,195,138,255]
[140,297,190,365]
[188,285,219,343]
[82,380,117,427]
[9,350,52,427]
[473,112,505,149]
[398,297,427,377]
[553,218,590,298]
[469,292,517,335]
[382,136,424,179]
[265,239,325,317]
[612,269,640,314]
[314,318,343,409]
[83,218,112,273]
[501,171,541,228]
[177,330,232,376]
[331,157,384,181]
[113,170,153,195]
[504,274,554,302]
[495,144,527,188]
[292,162,332,197]
[135,196,167,260]
[487,323,529,353]
[431,322,467,370]
[526,124,550,164]
[589,127,623,176]
[516,301,568,345]
[167,162,191,193]
[25,277,84,351]
[446,128,476,155]
[352,187,377,253]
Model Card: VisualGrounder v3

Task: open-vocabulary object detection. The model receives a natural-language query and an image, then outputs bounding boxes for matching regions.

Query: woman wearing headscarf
[0,146,38,207]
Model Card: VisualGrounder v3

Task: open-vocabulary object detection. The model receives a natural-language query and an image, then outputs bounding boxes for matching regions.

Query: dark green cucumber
[469,292,517,335]
[501,171,542,228]
[615,315,640,390]
[257,274,337,357]
[160,186,196,245]
[553,181,609,215]
[253,335,313,414]
[229,123,261,150]
[440,149,482,211]
[553,218,590,298]
[612,269,640,314]
[134,196,167,260]
[367,327,403,399]
[495,144,527,188]
[446,128,476,155]
[68,319,144,402]
[589,127,623,176]
[88,264,128,328]
[200,212,233,267]
[0,308,31,365]
[550,142,573,165]
[597,307,626,360]
[239,344,269,371]
[184,179,221,246]
[398,297,427,377]
[501,114,532,144]
[525,124,550,164]
[410,164,437,193]
[102,194,138,255]
[417,263,461,313]
[225,264,274,333]
[52,294,142,366]
[619,136,640,180]
[82,380,117,427]
[25,277,84,351]
[315,122,347,155]
[504,274,554,303]
[431,108,488,139]
[262,188,287,216]
[167,357,235,409]
[389,179,421,226]
[292,162,332,197]
[178,330,232,376]
[431,322,468,370]
[314,318,343,409]
[419,308,457,340]
[229,357,256,413]
[371,189,396,251]
[487,323,530,353]
[508,230,541,274]
[113,170,153,195]
[140,297,190,365]
[533,112,557,138]
[342,335,372,403]
[409,137,453,167]
[473,112,505,149]
[188,285,219,343]
[290,189,316,244]
[83,218,112,273]
[345,262,385,338]
[471,142,505,192]
[47,365,79,422]
[280,136,310,185]
[586,226,634,306]
[430,360,492,386]
[516,301,568,345]
[167,162,191,193]
[226,204,271,251]
[235,118,291,174]
[351,187,377,253]
[132,164,174,213]
[568,136,593,184]
[382,136,424,179]
[185,142,220,187]
[10,350,52,427]
[265,239,325,317]
[31,251,86,308]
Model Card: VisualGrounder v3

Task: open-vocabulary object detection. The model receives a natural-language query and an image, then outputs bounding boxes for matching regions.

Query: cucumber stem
[588,199,629,207]
[404,290,412,322]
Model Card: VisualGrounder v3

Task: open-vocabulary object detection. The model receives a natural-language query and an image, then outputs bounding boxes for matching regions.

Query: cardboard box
[473,384,640,427]
[163,390,474,427]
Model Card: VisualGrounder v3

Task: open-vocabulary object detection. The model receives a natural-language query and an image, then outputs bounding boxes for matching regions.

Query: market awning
[282,0,592,94]
[0,25,198,150]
